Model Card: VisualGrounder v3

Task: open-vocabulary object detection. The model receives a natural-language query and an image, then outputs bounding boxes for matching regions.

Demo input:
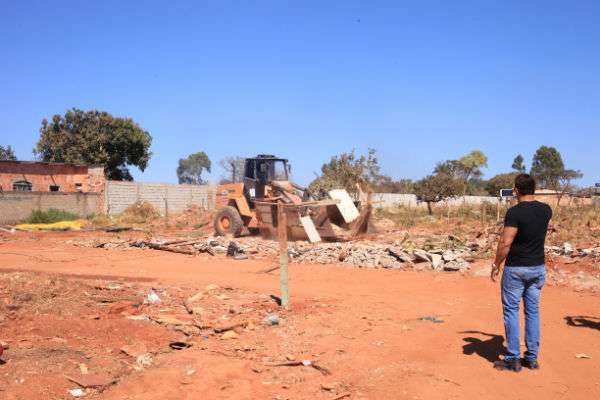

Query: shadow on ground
[565,316,600,331]
[461,331,506,363]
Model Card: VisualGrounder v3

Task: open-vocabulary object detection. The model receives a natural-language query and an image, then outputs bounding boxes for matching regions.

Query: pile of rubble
[288,240,474,272]
[206,236,477,272]
[76,234,489,272]
[546,242,600,259]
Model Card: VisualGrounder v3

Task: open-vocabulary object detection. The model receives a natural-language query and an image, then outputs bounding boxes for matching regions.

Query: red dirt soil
[0,231,599,400]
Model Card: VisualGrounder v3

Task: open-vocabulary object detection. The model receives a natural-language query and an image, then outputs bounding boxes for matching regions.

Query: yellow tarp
[15,220,86,231]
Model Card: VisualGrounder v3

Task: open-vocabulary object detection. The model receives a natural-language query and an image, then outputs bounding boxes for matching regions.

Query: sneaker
[522,358,540,370]
[493,359,522,372]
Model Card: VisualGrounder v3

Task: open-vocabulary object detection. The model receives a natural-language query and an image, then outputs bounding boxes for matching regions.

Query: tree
[556,169,583,205]
[371,177,414,193]
[512,154,526,173]
[219,156,246,183]
[0,145,17,160]
[434,159,464,178]
[34,108,152,180]
[177,151,211,184]
[485,173,518,196]
[308,148,381,197]
[413,173,462,215]
[457,150,488,181]
[434,150,488,195]
[530,146,564,189]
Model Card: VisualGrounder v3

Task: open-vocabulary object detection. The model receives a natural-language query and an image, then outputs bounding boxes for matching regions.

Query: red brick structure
[0,161,105,193]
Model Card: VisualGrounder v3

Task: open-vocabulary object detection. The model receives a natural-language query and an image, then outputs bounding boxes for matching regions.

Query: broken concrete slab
[442,250,457,262]
[413,249,431,263]
[430,253,443,270]
[328,189,359,223]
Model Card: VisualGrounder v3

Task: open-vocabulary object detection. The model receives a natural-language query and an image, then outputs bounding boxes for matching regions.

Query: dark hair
[514,173,535,195]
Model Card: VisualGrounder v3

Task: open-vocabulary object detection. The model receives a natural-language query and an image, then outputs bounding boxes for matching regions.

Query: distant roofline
[0,160,104,168]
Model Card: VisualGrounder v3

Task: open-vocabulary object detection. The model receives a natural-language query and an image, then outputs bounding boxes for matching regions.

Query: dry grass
[375,202,600,248]
[550,204,600,245]
[374,202,510,229]
[120,201,161,223]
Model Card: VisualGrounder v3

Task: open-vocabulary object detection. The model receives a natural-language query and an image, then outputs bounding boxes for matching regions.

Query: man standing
[491,174,552,372]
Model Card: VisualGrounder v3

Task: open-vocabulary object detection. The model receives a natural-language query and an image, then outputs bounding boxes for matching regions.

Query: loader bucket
[252,189,372,243]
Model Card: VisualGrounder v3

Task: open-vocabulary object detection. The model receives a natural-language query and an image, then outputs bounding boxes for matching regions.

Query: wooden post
[480,202,485,228]
[496,200,501,222]
[164,197,169,227]
[277,203,289,309]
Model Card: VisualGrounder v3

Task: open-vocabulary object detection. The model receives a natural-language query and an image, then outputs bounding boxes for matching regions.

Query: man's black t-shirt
[504,200,552,267]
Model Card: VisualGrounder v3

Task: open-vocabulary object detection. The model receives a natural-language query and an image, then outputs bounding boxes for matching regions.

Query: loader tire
[214,206,243,237]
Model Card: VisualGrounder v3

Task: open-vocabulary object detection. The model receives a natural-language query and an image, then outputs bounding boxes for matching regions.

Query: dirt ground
[0,230,599,400]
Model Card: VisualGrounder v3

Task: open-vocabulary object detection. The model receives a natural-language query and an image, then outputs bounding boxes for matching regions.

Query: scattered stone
[563,242,573,255]
[78,364,89,375]
[145,290,161,304]
[105,282,122,290]
[221,330,239,340]
[136,353,153,368]
[430,253,443,270]
[69,388,85,397]
[121,343,148,359]
[442,250,457,262]
[125,315,150,321]
[413,249,430,263]
[575,353,591,359]
[151,314,194,326]
[265,314,280,326]
[443,261,462,271]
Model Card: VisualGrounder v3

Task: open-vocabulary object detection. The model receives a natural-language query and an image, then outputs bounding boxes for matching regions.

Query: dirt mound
[120,201,161,223]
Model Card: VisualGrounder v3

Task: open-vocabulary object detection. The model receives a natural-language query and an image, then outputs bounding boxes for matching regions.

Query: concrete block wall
[105,181,216,215]
[105,182,500,215]
[0,192,101,224]
[371,193,499,208]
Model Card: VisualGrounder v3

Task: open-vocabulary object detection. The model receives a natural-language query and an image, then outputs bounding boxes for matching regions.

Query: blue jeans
[501,265,545,362]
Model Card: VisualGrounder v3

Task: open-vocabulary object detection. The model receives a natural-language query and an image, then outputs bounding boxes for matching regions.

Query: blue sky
[1,1,598,186]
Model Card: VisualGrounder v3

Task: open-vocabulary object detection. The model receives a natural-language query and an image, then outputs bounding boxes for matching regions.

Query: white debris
[69,388,85,397]
[145,291,161,304]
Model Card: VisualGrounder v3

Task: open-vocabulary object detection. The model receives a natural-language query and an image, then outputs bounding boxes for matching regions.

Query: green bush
[25,209,79,224]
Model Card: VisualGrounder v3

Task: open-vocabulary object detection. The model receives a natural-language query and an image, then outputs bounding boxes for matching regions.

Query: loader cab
[243,155,290,199]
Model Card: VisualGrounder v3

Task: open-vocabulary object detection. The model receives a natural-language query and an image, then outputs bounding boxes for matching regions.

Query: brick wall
[0,192,101,224]
[0,161,105,193]
[105,181,216,215]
